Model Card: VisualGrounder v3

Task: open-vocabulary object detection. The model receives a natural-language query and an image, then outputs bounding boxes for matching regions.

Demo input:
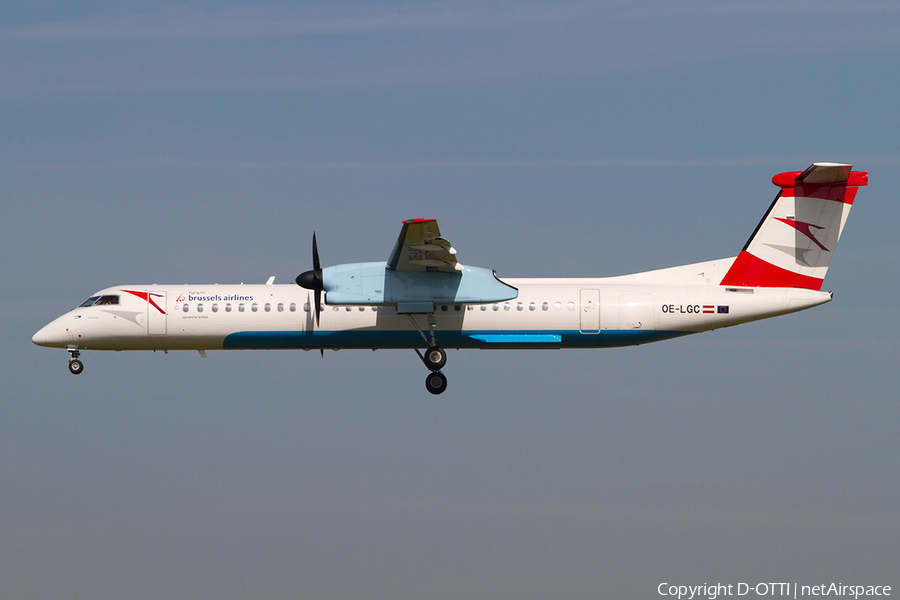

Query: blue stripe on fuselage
[222,329,691,350]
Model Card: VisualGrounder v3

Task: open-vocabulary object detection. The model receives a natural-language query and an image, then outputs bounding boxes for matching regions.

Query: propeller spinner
[296,232,323,326]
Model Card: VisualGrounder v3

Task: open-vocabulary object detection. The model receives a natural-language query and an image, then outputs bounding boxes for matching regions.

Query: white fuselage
[32,257,832,353]
[31,163,863,394]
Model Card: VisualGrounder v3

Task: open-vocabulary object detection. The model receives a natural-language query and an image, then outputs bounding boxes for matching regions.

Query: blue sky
[2,2,899,598]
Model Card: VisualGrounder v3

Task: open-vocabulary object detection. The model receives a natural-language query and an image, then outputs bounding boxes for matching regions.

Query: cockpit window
[78,295,119,307]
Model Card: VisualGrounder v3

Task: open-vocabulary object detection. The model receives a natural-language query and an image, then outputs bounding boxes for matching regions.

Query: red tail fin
[720,163,867,290]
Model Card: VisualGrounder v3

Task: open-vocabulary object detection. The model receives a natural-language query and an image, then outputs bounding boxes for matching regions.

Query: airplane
[33,162,867,395]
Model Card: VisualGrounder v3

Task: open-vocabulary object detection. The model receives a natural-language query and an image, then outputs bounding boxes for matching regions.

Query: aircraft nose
[32,325,48,346]
[32,318,65,348]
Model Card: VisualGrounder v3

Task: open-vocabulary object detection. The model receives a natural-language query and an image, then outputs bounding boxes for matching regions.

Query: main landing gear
[68,350,83,375]
[409,314,449,395]
[424,369,447,395]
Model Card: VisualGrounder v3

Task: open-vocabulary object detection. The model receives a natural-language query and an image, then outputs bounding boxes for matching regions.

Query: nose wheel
[68,350,84,375]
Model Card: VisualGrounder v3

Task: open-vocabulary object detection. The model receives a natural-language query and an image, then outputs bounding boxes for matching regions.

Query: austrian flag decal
[703,305,730,314]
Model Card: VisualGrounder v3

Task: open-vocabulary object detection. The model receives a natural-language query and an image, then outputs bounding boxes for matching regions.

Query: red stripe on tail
[720,252,824,290]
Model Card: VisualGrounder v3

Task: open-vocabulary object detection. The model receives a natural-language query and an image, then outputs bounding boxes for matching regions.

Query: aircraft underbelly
[221,328,690,350]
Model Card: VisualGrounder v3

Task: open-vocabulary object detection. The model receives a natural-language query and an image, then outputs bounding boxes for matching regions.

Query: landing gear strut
[409,313,448,395]
[68,350,83,375]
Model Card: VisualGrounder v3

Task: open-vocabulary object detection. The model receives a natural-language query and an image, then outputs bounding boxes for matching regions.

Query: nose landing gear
[68,350,83,375]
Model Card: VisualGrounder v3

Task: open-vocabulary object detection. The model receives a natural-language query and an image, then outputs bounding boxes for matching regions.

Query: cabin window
[481,305,487,311]
[345,306,352,312]
[493,304,499,311]
[503,302,510,311]
[333,307,339,312]
[516,302,524,311]
[183,304,189,313]
[303,302,309,312]
[197,303,204,313]
[542,302,549,311]
[567,302,575,311]
[290,303,296,312]
[212,303,218,312]
[277,303,284,312]
[252,303,258,312]
[264,303,271,312]
[440,305,448,312]
[359,306,365,311]
[225,303,232,312]
[372,306,378,312]
[529,302,536,311]
[238,304,245,312]
[554,302,562,311]
[79,296,100,307]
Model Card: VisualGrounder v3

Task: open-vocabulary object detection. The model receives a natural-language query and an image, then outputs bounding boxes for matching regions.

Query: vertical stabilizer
[720,163,867,290]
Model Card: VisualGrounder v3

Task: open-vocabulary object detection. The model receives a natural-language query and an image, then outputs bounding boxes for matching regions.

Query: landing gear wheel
[423,346,447,371]
[425,371,447,395]
[68,359,84,375]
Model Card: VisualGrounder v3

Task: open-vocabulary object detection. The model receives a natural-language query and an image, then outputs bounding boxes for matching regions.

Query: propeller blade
[312,231,320,272]
[314,288,321,327]
[296,231,324,327]
[313,231,321,326]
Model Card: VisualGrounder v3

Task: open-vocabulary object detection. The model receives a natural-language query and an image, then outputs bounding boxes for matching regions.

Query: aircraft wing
[386,219,462,273]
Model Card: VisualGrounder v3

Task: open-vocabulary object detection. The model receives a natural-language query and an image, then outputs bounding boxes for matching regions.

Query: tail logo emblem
[773,217,829,252]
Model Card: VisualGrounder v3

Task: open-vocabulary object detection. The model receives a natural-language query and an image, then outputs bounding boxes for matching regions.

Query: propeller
[296,232,323,326]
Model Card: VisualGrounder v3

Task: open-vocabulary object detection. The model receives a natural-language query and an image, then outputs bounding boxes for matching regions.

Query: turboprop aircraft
[33,163,867,394]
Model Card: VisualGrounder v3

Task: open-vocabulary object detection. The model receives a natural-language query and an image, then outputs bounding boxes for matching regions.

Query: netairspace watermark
[658,583,892,600]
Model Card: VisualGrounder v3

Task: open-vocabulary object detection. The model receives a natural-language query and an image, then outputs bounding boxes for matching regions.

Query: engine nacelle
[322,261,518,309]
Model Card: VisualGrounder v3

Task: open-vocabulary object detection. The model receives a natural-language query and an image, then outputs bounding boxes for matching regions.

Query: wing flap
[386,219,462,273]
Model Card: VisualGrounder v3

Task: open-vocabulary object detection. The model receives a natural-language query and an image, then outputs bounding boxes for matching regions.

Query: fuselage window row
[179,301,565,314]
[172,299,583,316]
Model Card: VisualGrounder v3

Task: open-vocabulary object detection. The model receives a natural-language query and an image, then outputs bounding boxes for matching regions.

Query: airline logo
[122,289,166,314]
[773,217,829,252]
[176,293,254,302]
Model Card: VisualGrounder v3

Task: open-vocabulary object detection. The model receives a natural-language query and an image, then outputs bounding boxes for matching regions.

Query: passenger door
[579,289,600,334]
[147,291,167,335]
